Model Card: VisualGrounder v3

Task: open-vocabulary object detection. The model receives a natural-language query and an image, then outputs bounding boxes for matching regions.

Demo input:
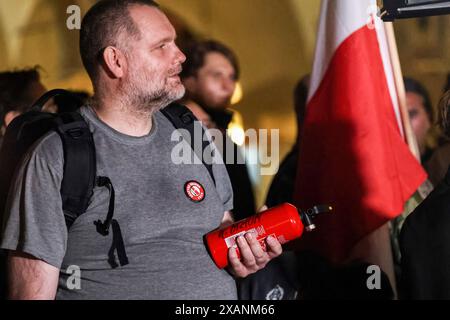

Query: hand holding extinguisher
[204,202,332,270]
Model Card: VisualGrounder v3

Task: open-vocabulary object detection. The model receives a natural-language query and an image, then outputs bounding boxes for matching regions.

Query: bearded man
[0,0,281,300]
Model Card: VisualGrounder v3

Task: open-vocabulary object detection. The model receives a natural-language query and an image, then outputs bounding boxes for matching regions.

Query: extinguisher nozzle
[308,205,333,216]
[300,204,333,231]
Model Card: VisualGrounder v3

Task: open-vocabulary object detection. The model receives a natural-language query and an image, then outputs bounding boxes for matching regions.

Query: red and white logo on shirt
[184,181,205,202]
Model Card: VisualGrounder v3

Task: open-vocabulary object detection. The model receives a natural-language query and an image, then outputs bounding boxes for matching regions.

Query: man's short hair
[180,40,240,81]
[80,0,160,82]
[404,77,433,123]
[0,67,41,125]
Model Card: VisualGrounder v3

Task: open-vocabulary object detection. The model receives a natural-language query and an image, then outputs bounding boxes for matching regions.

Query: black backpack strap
[54,112,96,228]
[31,89,84,112]
[161,103,216,185]
[55,112,128,267]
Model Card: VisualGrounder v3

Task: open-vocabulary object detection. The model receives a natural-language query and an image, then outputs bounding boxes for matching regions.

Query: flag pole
[384,22,421,160]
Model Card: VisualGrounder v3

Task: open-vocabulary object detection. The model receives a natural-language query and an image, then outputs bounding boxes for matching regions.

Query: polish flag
[293,0,427,264]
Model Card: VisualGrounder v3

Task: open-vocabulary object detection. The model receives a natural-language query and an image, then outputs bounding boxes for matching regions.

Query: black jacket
[202,107,256,221]
[400,165,450,299]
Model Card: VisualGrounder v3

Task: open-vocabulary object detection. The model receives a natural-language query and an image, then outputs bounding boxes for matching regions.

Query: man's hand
[226,205,282,278]
[227,232,282,278]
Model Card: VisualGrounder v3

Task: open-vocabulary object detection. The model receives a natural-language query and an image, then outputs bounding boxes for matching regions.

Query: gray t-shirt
[0,106,236,300]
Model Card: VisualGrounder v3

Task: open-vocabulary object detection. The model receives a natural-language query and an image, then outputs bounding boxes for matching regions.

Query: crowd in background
[1,1,450,300]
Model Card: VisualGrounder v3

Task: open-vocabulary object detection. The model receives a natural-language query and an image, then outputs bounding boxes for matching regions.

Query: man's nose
[175,46,186,64]
[223,78,236,94]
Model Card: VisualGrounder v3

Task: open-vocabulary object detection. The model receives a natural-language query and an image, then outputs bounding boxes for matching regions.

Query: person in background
[404,77,434,164]
[400,89,450,299]
[424,73,450,185]
[0,68,47,140]
[180,40,256,221]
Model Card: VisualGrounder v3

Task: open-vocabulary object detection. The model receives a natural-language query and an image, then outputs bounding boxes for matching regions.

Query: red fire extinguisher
[204,202,332,269]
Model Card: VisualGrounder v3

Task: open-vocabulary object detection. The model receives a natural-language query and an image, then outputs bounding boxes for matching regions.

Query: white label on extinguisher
[224,229,253,248]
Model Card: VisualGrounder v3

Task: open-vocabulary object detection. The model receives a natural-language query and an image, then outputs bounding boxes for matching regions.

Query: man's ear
[4,110,21,127]
[102,46,128,79]
[182,76,198,94]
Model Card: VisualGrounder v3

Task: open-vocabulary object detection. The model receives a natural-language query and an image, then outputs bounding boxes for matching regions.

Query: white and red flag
[294,0,427,264]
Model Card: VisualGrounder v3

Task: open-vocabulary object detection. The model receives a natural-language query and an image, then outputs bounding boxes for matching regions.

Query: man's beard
[120,67,185,114]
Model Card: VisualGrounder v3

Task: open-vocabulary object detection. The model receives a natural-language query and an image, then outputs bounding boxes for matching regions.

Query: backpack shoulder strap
[54,112,96,228]
[55,112,127,266]
[161,103,215,185]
